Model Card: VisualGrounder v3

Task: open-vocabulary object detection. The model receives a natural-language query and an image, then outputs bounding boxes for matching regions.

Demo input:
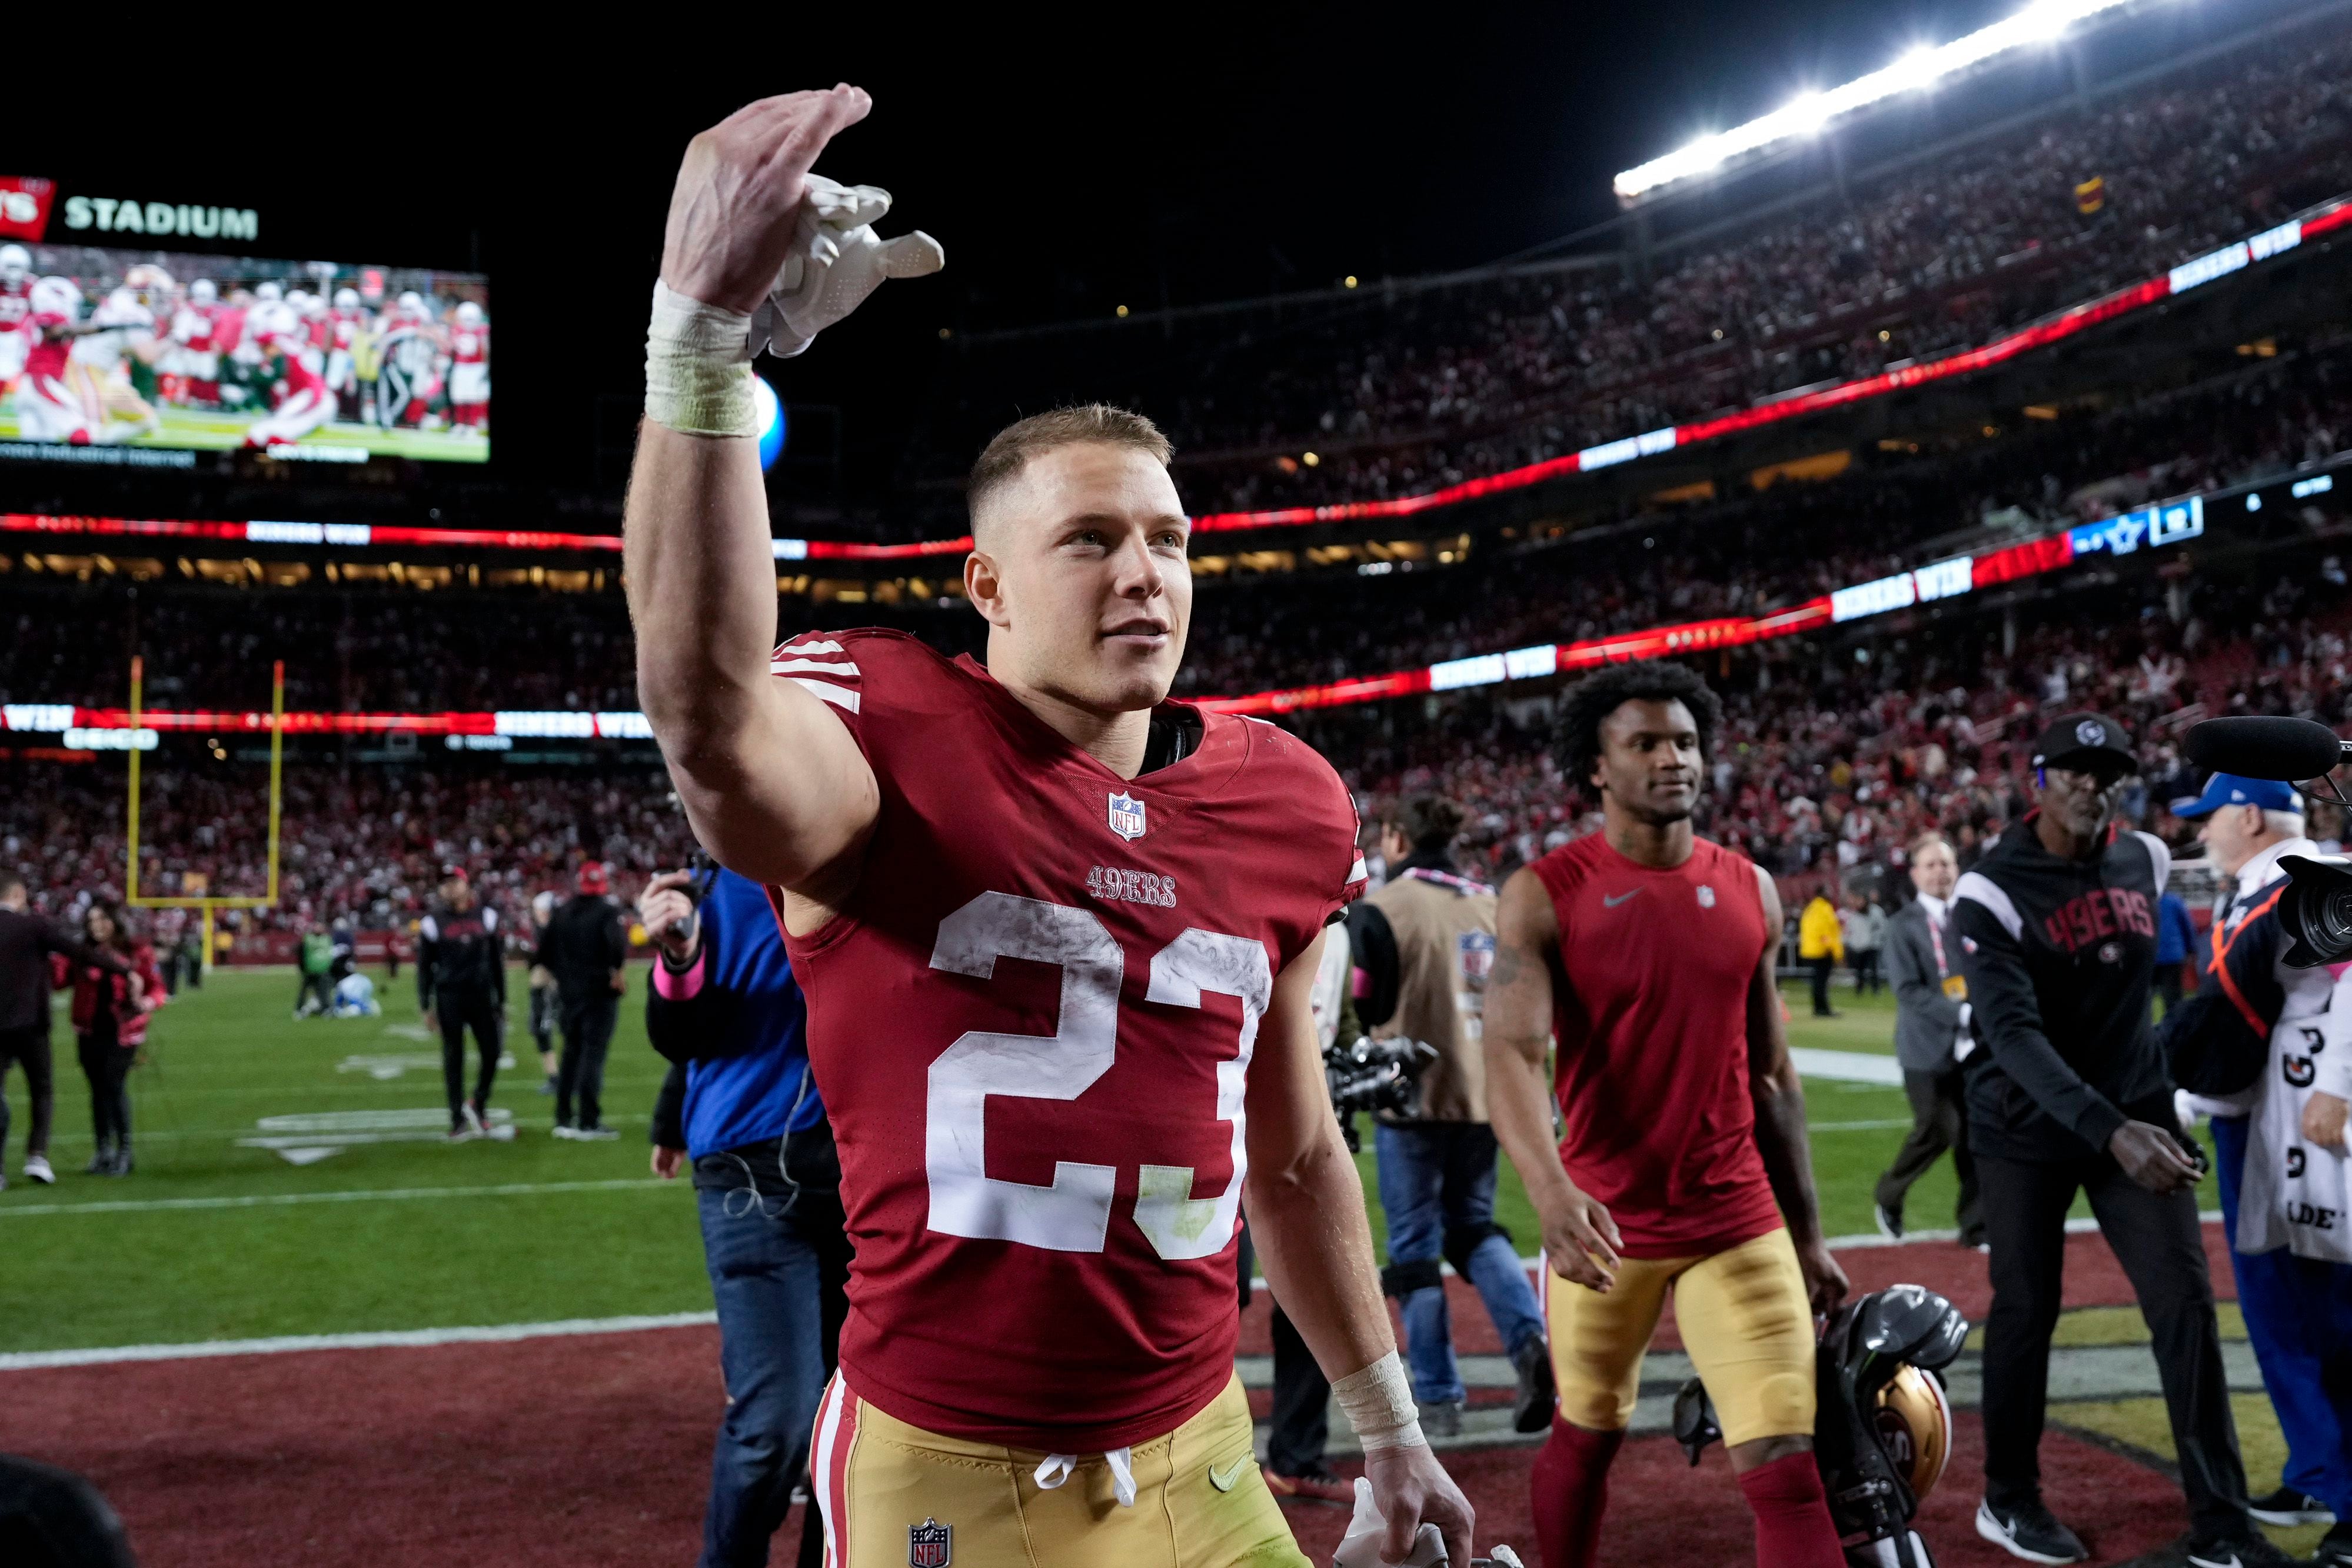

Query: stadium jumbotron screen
[0,239,489,467]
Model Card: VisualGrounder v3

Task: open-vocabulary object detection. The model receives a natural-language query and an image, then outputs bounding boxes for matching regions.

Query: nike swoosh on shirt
[1602,890,1642,908]
[1209,1454,1250,1492]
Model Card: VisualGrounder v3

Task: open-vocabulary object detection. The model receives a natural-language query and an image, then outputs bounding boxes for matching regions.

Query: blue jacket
[645,868,826,1162]
[2157,891,2197,966]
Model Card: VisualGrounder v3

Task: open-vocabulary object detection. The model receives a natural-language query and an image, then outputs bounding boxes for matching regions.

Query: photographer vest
[1365,866,1497,1123]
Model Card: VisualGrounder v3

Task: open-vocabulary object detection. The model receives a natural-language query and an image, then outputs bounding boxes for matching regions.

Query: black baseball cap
[2031,711,2138,774]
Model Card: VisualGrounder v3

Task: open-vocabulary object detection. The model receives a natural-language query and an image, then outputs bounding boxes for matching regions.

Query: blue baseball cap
[2170,773,2301,818]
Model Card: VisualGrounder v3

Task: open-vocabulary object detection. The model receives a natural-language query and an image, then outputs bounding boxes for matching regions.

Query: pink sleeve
[653,948,707,1001]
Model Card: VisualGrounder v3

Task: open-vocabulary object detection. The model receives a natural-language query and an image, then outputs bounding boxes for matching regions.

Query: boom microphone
[2183,716,2350,781]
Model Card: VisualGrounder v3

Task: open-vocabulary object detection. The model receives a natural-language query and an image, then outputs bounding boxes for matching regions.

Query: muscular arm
[1244,927,1473,1561]
[626,426,877,895]
[1483,868,1620,1290]
[623,91,881,897]
[1746,868,1846,1313]
[1243,928,1392,1380]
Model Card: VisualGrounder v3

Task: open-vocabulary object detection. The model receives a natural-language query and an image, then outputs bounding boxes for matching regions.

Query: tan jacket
[1364,867,1497,1123]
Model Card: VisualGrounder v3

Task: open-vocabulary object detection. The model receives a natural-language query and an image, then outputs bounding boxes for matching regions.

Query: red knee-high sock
[1530,1418,1622,1568]
[1735,1451,1846,1568]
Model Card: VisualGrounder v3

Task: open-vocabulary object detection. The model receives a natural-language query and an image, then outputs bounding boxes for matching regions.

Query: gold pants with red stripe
[811,1374,1308,1567]
[1543,1226,1817,1446]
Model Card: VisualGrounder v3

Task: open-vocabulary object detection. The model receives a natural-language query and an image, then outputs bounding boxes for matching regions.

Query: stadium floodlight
[1613,0,2137,199]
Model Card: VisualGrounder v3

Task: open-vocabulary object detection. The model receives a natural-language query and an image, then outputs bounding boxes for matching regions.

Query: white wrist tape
[1332,1351,1424,1454]
[644,281,757,438]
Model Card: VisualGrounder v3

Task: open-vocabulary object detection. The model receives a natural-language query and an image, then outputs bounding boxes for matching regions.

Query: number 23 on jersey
[926,891,1271,1261]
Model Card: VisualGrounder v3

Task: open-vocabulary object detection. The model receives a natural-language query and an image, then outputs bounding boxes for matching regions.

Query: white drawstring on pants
[1032,1448,1137,1509]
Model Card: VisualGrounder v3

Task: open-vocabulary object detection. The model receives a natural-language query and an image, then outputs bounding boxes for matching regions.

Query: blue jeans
[1374,1121,1546,1406]
[2213,1113,2352,1519]
[697,1174,851,1568]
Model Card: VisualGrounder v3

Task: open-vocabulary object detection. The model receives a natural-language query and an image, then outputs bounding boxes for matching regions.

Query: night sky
[10,1,2294,501]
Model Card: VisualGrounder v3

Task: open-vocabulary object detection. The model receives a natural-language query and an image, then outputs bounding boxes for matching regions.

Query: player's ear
[964,548,1011,630]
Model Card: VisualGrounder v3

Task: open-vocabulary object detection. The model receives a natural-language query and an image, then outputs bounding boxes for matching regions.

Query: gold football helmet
[1872,1363,1954,1500]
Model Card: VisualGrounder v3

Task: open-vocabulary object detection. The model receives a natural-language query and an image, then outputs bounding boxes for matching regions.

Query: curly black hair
[1556,660,1724,789]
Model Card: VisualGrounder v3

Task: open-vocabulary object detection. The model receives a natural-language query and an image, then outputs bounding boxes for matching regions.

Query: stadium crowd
[6,537,2348,948]
[0,761,693,940]
[926,21,2352,517]
[6,332,2343,719]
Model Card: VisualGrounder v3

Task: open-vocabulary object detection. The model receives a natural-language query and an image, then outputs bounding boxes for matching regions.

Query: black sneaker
[2250,1485,2335,1527]
[1875,1201,1905,1241]
[1977,1498,2088,1564]
[2315,1520,2352,1565]
[1422,1400,1463,1439]
[1511,1337,1558,1433]
[2175,1530,2300,1568]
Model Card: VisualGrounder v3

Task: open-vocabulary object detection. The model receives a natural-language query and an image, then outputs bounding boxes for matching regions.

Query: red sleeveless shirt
[1528,832,1783,1259]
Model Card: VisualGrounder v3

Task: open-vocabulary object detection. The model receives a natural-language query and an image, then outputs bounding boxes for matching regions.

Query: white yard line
[1790,1047,1906,1086]
[0,1177,675,1219]
[0,1311,719,1371]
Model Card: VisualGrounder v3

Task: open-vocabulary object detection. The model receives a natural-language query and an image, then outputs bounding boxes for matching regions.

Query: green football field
[0,404,488,462]
[0,971,2044,1356]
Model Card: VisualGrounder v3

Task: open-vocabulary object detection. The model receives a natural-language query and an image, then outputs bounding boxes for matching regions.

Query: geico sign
[62,195,256,242]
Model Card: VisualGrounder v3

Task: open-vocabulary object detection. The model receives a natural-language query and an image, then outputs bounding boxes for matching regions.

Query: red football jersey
[775,629,1365,1451]
[450,325,487,364]
[1529,832,1782,1259]
[25,312,71,379]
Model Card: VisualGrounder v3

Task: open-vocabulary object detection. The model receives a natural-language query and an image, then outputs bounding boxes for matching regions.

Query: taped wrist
[644,281,757,438]
[1332,1350,1424,1454]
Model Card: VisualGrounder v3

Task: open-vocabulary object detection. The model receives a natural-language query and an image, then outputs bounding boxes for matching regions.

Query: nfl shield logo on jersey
[908,1519,952,1567]
[1107,790,1147,841]
[1697,884,1716,909]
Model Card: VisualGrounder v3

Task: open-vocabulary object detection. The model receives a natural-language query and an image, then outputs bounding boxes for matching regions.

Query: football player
[1484,661,1851,1568]
[326,287,364,418]
[447,300,488,435]
[0,244,32,402]
[14,278,103,444]
[627,86,1473,1568]
[240,309,337,450]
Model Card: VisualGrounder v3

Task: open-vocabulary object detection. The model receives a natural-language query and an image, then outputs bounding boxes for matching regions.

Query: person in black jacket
[417,867,507,1140]
[1953,714,2272,1567]
[539,861,629,1141]
[0,870,131,1191]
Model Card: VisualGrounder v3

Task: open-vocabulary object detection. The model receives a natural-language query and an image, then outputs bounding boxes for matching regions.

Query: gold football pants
[1544,1225,1817,1446]
[812,1373,1309,1567]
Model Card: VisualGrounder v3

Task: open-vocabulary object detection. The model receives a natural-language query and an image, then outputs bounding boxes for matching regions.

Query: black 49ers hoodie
[1951,814,2175,1162]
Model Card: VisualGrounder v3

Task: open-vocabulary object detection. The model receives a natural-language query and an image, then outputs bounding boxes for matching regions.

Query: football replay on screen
[0,174,489,468]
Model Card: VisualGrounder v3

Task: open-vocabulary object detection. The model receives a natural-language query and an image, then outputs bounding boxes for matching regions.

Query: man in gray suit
[1873,833,1985,1247]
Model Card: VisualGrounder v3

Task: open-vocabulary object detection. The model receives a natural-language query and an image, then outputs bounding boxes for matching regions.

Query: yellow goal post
[124,657,285,972]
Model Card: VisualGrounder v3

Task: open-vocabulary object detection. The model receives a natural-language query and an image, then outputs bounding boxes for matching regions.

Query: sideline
[8,1214,2226,1371]
[0,1177,674,1219]
[0,1311,717,1372]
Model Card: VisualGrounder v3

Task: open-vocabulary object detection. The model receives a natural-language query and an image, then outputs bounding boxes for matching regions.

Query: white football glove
[752,174,944,359]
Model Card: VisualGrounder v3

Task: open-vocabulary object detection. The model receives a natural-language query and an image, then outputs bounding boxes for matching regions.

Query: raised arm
[1245,927,1474,1564]
[1744,868,1847,1314]
[1483,868,1621,1291]
[624,89,881,895]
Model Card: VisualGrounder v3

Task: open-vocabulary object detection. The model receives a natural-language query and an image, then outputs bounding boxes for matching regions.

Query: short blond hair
[967,404,1173,527]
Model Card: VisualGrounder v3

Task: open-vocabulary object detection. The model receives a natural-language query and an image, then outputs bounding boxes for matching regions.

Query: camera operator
[641,865,847,1568]
[1348,795,1553,1438]
[1954,715,2270,1566]
[2170,773,2352,1556]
